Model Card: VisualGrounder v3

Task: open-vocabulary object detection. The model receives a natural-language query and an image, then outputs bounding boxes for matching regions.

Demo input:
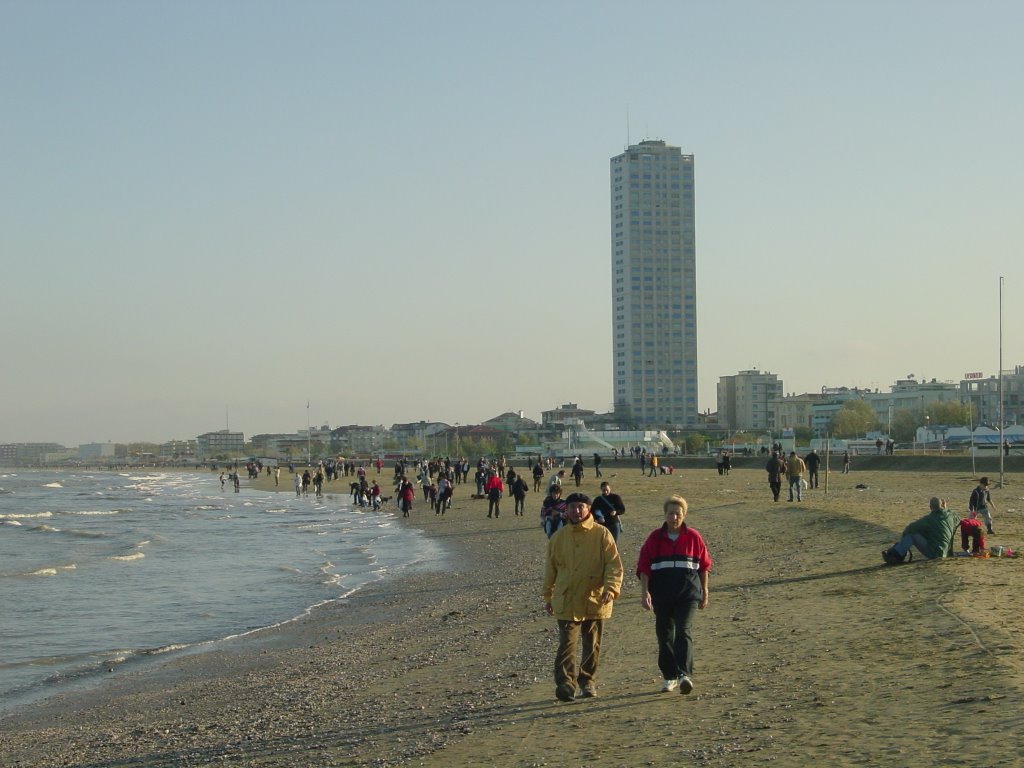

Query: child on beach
[959,511,986,556]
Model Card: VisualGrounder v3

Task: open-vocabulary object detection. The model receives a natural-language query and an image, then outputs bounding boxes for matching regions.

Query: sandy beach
[2,456,1023,767]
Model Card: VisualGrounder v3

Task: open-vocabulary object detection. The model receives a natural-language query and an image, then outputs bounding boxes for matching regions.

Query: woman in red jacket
[636,494,712,695]
[397,477,416,518]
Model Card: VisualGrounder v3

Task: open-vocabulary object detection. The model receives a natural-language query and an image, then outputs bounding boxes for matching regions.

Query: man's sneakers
[555,683,576,702]
[882,546,912,566]
[660,676,694,694]
[579,683,598,698]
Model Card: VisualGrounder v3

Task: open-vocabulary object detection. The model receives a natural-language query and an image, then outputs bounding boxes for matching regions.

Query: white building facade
[610,140,698,429]
[717,370,784,432]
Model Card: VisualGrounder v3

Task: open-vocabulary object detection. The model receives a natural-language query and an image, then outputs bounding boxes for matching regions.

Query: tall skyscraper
[610,140,697,428]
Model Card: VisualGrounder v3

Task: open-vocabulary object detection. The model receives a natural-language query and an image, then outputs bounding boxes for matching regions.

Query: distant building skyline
[610,140,698,429]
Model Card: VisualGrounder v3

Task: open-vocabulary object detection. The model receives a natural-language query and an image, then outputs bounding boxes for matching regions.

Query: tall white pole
[999,276,1005,487]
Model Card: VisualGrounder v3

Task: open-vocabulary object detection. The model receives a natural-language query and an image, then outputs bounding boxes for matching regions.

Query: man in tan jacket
[543,492,623,701]
[786,451,807,502]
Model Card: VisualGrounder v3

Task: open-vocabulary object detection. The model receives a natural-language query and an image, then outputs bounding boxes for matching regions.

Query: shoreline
[3,465,1024,766]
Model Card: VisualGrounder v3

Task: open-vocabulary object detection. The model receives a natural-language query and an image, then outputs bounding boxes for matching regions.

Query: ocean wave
[145,643,191,655]
[30,524,61,533]
[65,529,108,538]
[67,510,121,516]
[1,520,22,526]
[109,552,145,562]
[42,482,63,488]
[0,511,53,519]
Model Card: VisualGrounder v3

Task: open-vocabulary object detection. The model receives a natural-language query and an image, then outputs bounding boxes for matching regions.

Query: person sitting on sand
[882,497,960,564]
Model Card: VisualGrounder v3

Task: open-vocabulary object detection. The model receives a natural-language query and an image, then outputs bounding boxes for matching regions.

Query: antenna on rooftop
[626,108,630,148]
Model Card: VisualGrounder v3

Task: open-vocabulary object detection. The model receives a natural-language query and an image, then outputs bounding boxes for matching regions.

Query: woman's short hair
[663,494,688,515]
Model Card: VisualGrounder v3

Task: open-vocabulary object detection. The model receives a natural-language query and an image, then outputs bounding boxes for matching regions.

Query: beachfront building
[961,366,1024,427]
[196,430,244,460]
[159,439,196,460]
[772,392,826,434]
[809,388,874,435]
[389,421,449,451]
[866,377,960,430]
[483,411,540,433]
[610,139,698,429]
[542,403,597,427]
[328,425,387,456]
[250,433,312,457]
[79,442,118,460]
[717,370,783,433]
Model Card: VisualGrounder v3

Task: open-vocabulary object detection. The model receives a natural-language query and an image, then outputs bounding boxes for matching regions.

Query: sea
[0,468,446,712]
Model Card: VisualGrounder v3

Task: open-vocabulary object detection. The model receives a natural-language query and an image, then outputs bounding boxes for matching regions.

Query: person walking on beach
[294,472,301,497]
[648,454,659,477]
[547,469,565,495]
[765,451,786,503]
[398,477,415,518]
[532,461,545,493]
[969,477,997,535]
[485,471,504,518]
[786,452,806,502]
[593,453,603,478]
[543,493,623,701]
[571,457,585,487]
[511,472,529,516]
[541,484,567,538]
[804,450,821,489]
[219,472,226,491]
[274,467,280,487]
[636,494,712,695]
[591,481,626,542]
[842,451,851,474]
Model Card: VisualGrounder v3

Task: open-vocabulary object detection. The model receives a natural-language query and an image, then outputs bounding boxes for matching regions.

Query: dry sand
[2,458,1024,767]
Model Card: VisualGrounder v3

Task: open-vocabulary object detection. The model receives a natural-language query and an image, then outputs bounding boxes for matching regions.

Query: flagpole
[999,276,1005,487]
[307,401,311,467]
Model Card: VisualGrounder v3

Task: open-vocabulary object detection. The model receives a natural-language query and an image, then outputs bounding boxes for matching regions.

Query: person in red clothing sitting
[636,494,712,696]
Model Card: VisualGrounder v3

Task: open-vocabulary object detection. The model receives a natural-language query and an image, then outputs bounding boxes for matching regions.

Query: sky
[2,0,1022,446]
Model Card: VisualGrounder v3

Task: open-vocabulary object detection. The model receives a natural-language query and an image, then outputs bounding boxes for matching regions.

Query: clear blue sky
[2,1,1020,446]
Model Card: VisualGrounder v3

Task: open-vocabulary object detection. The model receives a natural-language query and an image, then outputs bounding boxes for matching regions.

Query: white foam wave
[68,510,120,516]
[29,568,58,576]
[0,511,53,519]
[2,520,22,526]
[42,482,63,488]
[31,524,61,533]
[109,552,145,562]
[145,643,190,655]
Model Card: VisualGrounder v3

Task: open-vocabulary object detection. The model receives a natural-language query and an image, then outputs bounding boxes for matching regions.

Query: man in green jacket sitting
[883,497,960,564]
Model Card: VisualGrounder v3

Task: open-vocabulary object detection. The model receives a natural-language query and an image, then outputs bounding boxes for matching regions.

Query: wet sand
[2,459,1023,767]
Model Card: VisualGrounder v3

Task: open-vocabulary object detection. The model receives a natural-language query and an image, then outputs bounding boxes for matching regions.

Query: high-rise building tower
[610,140,697,428]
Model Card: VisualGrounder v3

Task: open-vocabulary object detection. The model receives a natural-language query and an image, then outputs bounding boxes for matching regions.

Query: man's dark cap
[564,493,591,505]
